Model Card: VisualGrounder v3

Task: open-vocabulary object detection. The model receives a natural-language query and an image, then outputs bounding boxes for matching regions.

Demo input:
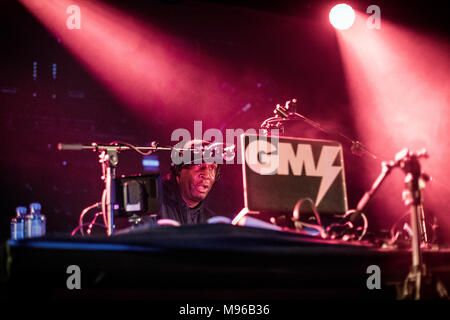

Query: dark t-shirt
[114,177,216,234]
[158,177,215,224]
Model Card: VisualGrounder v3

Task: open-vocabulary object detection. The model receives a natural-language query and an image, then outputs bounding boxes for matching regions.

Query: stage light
[334,8,450,235]
[329,4,355,30]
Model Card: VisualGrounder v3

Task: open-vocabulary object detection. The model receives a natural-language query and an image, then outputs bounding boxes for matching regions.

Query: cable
[108,140,155,155]
[341,209,369,241]
[292,201,369,241]
[87,211,103,235]
[293,198,323,226]
[389,211,410,241]
[108,140,177,156]
[71,223,107,236]
[76,202,102,236]
[100,188,107,229]
[325,210,369,241]
[292,198,327,238]
[354,211,368,241]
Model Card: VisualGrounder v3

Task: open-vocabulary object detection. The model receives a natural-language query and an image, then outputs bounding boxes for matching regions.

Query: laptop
[240,134,348,217]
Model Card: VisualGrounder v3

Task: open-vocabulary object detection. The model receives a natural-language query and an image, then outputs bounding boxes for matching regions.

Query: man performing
[158,140,220,225]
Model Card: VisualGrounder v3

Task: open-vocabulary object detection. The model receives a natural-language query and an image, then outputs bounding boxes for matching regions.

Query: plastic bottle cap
[16,206,27,216]
[30,203,42,213]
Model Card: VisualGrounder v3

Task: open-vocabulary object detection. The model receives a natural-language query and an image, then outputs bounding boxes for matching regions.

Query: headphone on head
[170,139,224,183]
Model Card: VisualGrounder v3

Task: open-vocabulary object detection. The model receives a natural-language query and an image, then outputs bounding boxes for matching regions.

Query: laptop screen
[240,134,348,216]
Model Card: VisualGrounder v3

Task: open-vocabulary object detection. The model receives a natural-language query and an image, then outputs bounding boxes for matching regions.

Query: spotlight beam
[19,0,230,124]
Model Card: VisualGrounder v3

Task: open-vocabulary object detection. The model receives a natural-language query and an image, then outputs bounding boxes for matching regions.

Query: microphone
[273,98,298,118]
[57,143,84,150]
[261,98,298,131]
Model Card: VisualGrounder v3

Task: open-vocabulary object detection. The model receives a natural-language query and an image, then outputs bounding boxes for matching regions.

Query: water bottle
[10,206,27,240]
[24,203,46,238]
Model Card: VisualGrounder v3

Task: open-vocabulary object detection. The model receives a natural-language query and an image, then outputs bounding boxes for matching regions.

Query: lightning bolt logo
[276,143,343,206]
[246,141,343,207]
[313,146,342,206]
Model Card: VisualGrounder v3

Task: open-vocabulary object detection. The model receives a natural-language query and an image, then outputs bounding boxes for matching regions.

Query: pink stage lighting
[333,9,450,232]
[18,0,233,126]
[329,4,355,30]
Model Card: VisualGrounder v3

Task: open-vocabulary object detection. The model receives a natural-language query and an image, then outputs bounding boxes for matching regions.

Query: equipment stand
[58,142,173,236]
[395,149,447,299]
[99,149,118,236]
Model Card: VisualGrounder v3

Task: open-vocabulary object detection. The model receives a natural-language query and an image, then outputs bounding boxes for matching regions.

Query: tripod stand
[359,148,447,299]
[394,149,447,299]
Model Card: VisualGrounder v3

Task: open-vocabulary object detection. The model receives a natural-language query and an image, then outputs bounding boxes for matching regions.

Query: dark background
[1,0,448,242]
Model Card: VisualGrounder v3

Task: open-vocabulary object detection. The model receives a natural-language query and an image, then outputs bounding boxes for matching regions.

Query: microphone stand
[260,98,380,160]
[395,149,448,299]
[401,150,427,299]
[347,147,446,299]
[100,148,117,236]
[58,142,172,236]
[58,141,235,236]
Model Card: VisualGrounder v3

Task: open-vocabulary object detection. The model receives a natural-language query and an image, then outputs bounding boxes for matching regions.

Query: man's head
[176,163,218,208]
[170,139,221,208]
